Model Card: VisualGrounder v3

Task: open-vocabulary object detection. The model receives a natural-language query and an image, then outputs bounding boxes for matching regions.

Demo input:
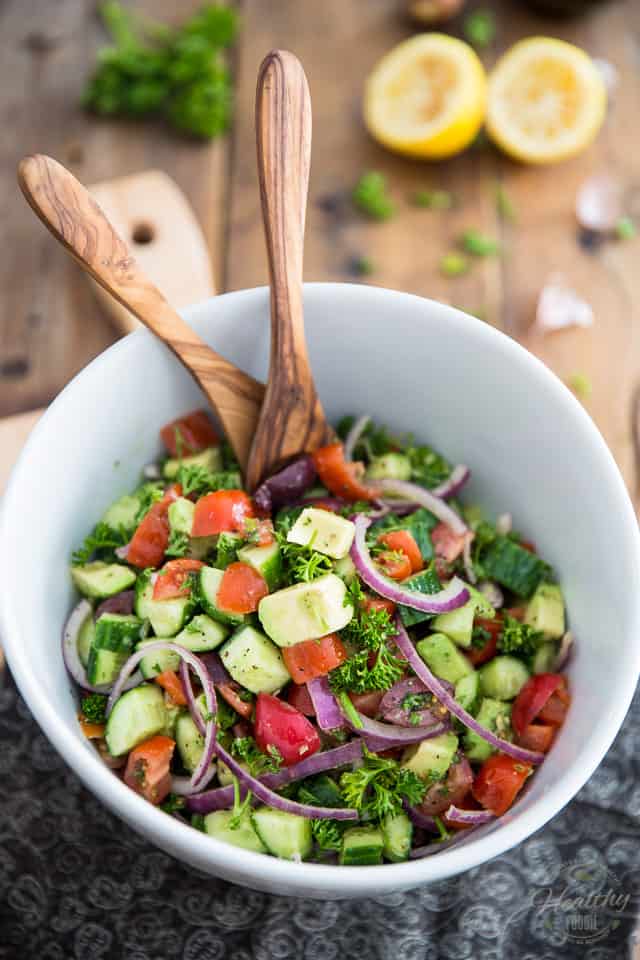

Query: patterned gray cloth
[1,672,639,960]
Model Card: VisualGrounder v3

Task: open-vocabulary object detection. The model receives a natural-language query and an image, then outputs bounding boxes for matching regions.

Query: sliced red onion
[393,619,544,765]
[95,590,135,619]
[253,455,317,513]
[431,465,471,500]
[554,631,574,671]
[477,580,504,609]
[199,652,231,687]
[62,599,142,694]
[379,677,441,728]
[496,513,512,535]
[404,803,438,832]
[376,479,467,535]
[115,543,130,561]
[212,740,358,821]
[307,678,346,731]
[444,804,494,826]
[343,415,371,461]
[351,515,469,613]
[186,740,364,814]
[462,536,476,585]
[380,499,420,515]
[343,708,450,746]
[179,659,205,736]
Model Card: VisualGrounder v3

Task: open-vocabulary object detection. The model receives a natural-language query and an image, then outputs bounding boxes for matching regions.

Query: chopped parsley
[330,579,404,693]
[312,818,345,852]
[165,528,190,557]
[352,171,395,221]
[277,534,333,583]
[230,736,283,776]
[161,793,186,815]
[498,615,544,659]
[71,522,129,565]
[177,464,241,496]
[406,443,452,490]
[80,694,107,724]
[133,483,164,524]
[339,748,426,821]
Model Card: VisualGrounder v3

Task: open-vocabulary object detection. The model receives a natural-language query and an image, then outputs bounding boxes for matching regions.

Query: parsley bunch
[339,748,426,821]
[230,737,283,776]
[72,522,129,565]
[80,694,107,724]
[276,533,333,584]
[177,464,241,497]
[498,615,544,660]
[329,580,404,693]
[83,3,238,139]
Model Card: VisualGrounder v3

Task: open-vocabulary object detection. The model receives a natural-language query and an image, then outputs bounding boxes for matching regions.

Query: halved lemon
[486,37,607,164]
[364,34,487,159]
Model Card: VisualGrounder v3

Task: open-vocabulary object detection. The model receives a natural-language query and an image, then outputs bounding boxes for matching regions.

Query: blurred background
[1,0,638,504]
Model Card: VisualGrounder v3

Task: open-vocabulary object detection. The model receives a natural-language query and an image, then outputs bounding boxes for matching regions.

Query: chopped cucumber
[87,613,143,685]
[339,826,384,866]
[417,633,474,685]
[189,535,217,562]
[204,809,267,853]
[366,452,412,481]
[252,807,313,861]
[77,610,95,668]
[237,540,283,590]
[196,567,249,627]
[287,507,355,560]
[433,584,494,648]
[381,812,413,862]
[401,732,459,781]
[101,493,140,531]
[175,712,211,773]
[296,774,344,809]
[525,583,565,639]
[105,683,167,756]
[168,497,195,536]
[175,614,228,652]
[531,641,558,675]
[455,671,480,714]
[464,698,512,762]
[136,638,181,679]
[333,554,356,583]
[163,446,222,480]
[479,536,549,598]
[479,656,530,700]
[398,566,442,628]
[135,574,195,637]
[71,562,136,599]
[220,625,291,694]
[162,700,183,739]
[258,573,353,647]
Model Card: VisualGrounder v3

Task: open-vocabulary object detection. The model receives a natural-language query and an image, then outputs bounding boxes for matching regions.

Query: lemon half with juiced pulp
[364,34,487,160]
[487,37,606,164]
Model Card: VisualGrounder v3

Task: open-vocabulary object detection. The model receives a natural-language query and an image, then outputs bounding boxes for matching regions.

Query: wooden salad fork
[245,50,335,492]
[17,154,264,472]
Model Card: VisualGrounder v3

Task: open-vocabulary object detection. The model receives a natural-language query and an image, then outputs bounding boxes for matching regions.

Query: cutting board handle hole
[131,222,155,245]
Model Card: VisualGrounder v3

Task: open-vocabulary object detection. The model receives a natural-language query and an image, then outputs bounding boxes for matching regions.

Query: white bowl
[2,283,639,899]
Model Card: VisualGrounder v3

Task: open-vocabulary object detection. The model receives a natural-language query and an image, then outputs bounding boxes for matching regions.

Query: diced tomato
[517,723,556,753]
[362,596,397,617]
[288,683,316,716]
[376,550,412,581]
[124,735,175,805]
[312,443,379,502]
[216,562,269,614]
[348,690,385,718]
[254,693,321,766]
[538,681,571,727]
[251,518,276,547]
[160,409,219,457]
[154,670,188,706]
[467,616,501,666]
[152,558,205,600]
[79,719,105,739]
[127,485,182,569]
[418,758,473,817]
[192,490,255,538]
[282,634,347,685]
[217,681,254,719]
[512,674,565,737]
[472,754,532,816]
[431,522,469,563]
[378,530,422,574]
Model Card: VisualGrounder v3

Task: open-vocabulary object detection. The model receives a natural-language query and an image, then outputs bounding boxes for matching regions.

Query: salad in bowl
[65,408,571,866]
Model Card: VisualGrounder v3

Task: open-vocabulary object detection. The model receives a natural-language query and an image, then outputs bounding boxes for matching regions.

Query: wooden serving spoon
[245,50,334,491]
[17,154,264,472]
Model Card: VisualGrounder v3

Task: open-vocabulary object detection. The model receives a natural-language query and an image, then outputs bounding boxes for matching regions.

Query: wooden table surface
[2,0,639,505]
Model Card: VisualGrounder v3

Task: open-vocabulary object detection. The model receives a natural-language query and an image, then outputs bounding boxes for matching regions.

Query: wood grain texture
[246,50,333,491]
[18,154,263,470]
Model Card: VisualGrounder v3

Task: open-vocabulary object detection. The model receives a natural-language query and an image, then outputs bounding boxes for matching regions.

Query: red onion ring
[306,677,346,731]
[62,599,142,694]
[430,465,471,500]
[444,805,494,827]
[375,479,467,535]
[404,802,438,832]
[343,415,371,461]
[344,708,451,746]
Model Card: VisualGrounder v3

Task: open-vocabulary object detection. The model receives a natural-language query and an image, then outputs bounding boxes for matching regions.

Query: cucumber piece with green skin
[524,583,565,639]
[531,641,558,675]
[401,732,459,781]
[101,493,140,531]
[381,812,413,862]
[297,774,344,808]
[479,656,530,700]
[398,566,442,628]
[455,671,481,714]
[339,826,384,866]
[168,497,195,536]
[163,446,222,480]
[163,701,183,738]
[189,535,217,562]
[71,562,136,600]
[204,809,267,853]
[77,610,95,668]
[135,574,195,637]
[105,683,167,756]
[175,712,210,773]
[366,452,412,481]
[220,625,291,694]
[196,567,249,628]
[237,540,283,590]
[433,584,495,648]
[87,613,143,685]
[258,574,353,647]
[136,638,181,679]
[479,536,549,598]
[252,807,313,861]
[464,698,512,762]
[417,633,474,685]
[287,507,355,560]
[333,554,356,583]
[174,614,228,652]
